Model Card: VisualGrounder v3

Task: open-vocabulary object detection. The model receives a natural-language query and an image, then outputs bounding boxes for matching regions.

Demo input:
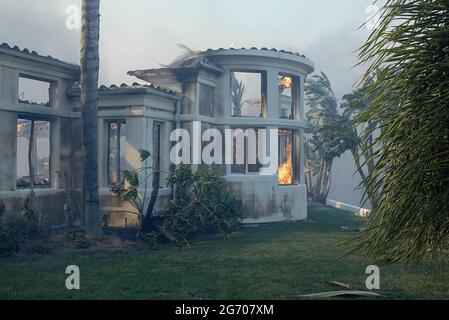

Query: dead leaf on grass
[298,291,382,299]
[325,281,351,289]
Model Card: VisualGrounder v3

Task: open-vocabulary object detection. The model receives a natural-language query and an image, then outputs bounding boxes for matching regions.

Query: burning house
[0,44,314,227]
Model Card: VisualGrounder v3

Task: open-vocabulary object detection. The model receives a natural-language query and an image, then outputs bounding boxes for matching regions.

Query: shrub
[0,192,41,255]
[72,232,90,249]
[21,191,40,236]
[163,166,242,245]
[0,218,30,255]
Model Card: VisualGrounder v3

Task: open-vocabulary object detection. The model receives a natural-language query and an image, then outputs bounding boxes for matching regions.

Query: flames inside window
[279,75,298,119]
[278,129,294,185]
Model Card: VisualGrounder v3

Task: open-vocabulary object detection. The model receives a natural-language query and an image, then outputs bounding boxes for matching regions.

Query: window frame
[107,120,126,186]
[18,74,54,107]
[278,128,299,186]
[230,70,267,118]
[153,122,162,172]
[278,73,300,120]
[231,127,263,175]
[198,83,215,117]
[16,115,52,189]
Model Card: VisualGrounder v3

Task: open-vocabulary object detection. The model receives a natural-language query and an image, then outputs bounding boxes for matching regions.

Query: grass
[0,204,448,300]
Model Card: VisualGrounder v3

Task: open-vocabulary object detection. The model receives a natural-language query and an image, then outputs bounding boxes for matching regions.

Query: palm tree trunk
[81,0,102,235]
[316,160,332,204]
[141,171,160,232]
[314,158,325,202]
[28,120,35,188]
[304,144,314,201]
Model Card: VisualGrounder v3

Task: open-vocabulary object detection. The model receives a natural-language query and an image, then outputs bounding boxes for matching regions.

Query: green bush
[0,192,41,255]
[163,166,242,244]
[0,218,30,255]
[21,191,39,236]
[72,232,90,249]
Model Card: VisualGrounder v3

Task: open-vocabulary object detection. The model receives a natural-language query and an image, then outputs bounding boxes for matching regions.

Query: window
[18,76,52,107]
[16,117,51,188]
[278,129,295,185]
[279,74,299,119]
[153,123,161,172]
[107,121,126,185]
[231,71,266,117]
[231,128,262,174]
[199,83,215,117]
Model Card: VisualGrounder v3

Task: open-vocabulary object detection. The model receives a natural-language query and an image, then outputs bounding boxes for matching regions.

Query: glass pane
[108,122,119,185]
[17,119,32,188]
[153,124,161,171]
[199,84,214,117]
[279,129,294,185]
[231,72,265,117]
[279,75,294,119]
[34,121,50,186]
[119,122,126,177]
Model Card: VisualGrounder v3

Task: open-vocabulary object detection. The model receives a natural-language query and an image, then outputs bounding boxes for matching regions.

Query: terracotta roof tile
[0,42,79,70]
[204,47,306,58]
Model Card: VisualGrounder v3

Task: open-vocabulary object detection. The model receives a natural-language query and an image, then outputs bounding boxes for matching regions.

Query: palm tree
[80,0,102,234]
[353,0,449,265]
[305,72,350,203]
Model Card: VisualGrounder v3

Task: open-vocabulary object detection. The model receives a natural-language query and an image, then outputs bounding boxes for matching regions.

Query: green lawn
[0,204,448,300]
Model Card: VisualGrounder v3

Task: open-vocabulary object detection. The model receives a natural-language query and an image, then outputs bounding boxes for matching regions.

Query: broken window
[107,121,126,185]
[199,83,215,117]
[231,72,266,117]
[16,117,51,188]
[231,128,262,174]
[279,74,299,119]
[18,76,51,107]
[278,129,295,185]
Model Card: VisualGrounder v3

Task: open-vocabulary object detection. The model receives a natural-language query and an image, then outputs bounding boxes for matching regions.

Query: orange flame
[279,76,293,89]
[279,145,293,185]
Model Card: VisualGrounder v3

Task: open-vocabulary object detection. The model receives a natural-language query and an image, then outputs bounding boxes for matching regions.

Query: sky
[0,0,380,207]
[0,0,378,99]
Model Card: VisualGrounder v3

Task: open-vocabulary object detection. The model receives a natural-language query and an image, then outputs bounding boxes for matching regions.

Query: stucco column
[0,66,18,191]
[266,68,279,119]
[0,112,17,191]
[299,75,306,184]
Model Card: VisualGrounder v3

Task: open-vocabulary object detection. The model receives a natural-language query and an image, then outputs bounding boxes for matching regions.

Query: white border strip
[326,199,371,217]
